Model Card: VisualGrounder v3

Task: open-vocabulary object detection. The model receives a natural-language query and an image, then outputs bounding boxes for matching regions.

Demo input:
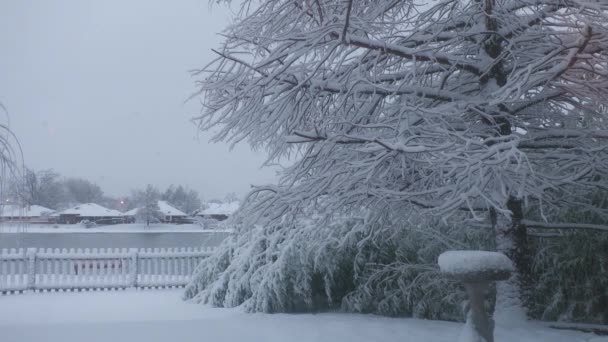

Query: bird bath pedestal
[438,251,513,342]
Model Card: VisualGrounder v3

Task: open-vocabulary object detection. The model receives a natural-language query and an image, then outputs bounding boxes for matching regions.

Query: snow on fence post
[129,248,138,288]
[438,251,513,342]
[26,248,36,291]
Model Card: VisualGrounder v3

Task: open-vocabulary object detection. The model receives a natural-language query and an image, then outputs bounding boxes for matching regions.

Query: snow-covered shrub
[185,203,493,320]
[525,190,608,324]
[528,232,608,324]
[342,220,493,320]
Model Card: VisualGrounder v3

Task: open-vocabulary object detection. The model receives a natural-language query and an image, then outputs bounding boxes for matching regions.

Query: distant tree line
[4,167,218,215]
[8,168,105,210]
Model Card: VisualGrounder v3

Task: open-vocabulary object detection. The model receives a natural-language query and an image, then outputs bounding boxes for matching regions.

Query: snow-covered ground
[0,290,603,342]
[0,223,232,233]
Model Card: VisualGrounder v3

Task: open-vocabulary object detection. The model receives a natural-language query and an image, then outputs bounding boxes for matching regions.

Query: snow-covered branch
[523,220,608,233]
[191,0,608,235]
[340,34,481,76]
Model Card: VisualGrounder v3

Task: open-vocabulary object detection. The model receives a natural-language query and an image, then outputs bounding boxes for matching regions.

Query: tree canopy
[188,0,608,317]
[193,0,608,227]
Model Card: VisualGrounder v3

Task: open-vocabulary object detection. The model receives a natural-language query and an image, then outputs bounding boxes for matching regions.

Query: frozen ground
[0,290,604,342]
[0,223,232,233]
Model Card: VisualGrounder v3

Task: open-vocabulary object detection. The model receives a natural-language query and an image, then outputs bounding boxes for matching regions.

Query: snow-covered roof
[123,207,138,216]
[56,203,123,217]
[0,205,54,217]
[158,201,187,217]
[197,201,240,216]
[122,201,187,217]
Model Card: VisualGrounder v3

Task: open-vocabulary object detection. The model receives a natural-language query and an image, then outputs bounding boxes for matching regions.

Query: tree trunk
[476,0,531,324]
[492,197,531,324]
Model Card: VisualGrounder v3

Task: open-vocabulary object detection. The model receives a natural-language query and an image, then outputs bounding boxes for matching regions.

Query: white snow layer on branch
[184,202,492,318]
[191,0,608,224]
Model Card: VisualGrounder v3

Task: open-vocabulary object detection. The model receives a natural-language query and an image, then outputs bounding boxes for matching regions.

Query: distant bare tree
[11,168,65,210]
[0,104,23,203]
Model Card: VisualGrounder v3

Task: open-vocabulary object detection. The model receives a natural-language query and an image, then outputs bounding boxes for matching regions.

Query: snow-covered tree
[189,0,608,316]
[136,184,162,227]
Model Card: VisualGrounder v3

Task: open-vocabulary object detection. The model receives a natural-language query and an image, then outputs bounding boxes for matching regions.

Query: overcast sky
[0,0,277,200]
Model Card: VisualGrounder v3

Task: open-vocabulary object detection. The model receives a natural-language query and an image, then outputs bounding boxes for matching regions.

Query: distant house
[193,201,239,228]
[157,201,190,223]
[122,201,190,224]
[53,203,124,225]
[0,205,55,223]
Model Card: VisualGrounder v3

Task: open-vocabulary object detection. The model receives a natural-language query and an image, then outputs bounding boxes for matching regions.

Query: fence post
[130,249,138,288]
[26,248,36,291]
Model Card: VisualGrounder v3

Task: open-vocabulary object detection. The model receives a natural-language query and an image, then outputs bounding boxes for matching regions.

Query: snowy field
[0,223,231,233]
[0,290,604,342]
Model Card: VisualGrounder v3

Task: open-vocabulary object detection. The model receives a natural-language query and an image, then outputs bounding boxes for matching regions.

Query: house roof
[196,201,240,216]
[123,207,138,216]
[122,201,187,217]
[56,203,123,217]
[158,201,187,216]
[0,204,54,217]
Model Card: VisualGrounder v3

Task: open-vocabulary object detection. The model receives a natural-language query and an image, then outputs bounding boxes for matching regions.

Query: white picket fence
[0,247,213,294]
